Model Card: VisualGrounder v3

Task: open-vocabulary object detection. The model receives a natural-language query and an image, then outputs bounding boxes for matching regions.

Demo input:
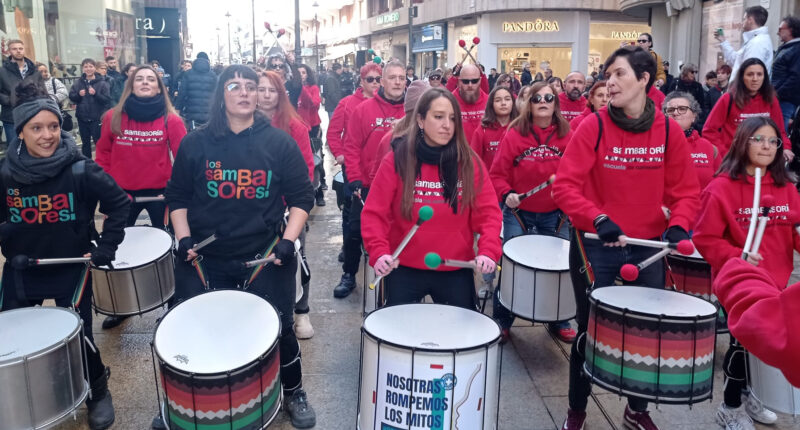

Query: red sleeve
[94,110,114,171]
[770,98,790,144]
[302,85,321,109]
[326,99,347,158]
[446,77,458,92]
[471,160,503,261]
[290,119,315,180]
[662,118,701,231]
[370,132,393,183]
[693,189,742,271]
[344,103,367,183]
[166,113,187,161]
[470,127,484,161]
[713,258,800,388]
[362,154,398,266]
[701,93,729,151]
[488,130,516,201]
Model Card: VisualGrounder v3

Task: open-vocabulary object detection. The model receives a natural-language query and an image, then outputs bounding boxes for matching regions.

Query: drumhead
[667,249,704,261]
[0,307,80,363]
[363,304,499,350]
[591,286,716,317]
[154,290,280,374]
[503,235,569,271]
[110,226,173,268]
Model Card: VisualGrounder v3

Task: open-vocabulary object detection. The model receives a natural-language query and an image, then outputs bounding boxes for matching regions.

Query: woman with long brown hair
[361,87,502,309]
[471,85,518,170]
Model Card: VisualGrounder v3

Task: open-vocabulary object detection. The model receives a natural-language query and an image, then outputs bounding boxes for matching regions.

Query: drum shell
[92,249,175,316]
[747,354,800,415]
[360,255,379,315]
[0,308,88,430]
[666,254,715,303]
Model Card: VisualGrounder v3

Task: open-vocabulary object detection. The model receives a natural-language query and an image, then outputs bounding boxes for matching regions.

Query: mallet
[748,194,774,257]
[424,252,500,272]
[584,233,695,255]
[369,206,434,289]
[741,167,762,259]
[619,248,672,281]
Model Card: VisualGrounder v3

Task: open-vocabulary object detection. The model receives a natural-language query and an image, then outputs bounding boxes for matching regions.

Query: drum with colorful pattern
[584,286,717,404]
[666,250,729,334]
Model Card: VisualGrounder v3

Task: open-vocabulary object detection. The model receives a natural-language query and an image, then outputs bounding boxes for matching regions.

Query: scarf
[378,87,405,105]
[607,97,656,134]
[6,131,83,185]
[124,93,166,123]
[416,133,459,213]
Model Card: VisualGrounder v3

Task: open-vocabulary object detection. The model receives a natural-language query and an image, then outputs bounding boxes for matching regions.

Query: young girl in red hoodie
[694,116,800,429]
[470,86,518,170]
[361,87,502,309]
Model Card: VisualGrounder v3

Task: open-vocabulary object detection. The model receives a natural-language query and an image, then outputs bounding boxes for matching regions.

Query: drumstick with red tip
[583,233,695,255]
[369,206,434,289]
[518,174,556,200]
[748,194,774,256]
[424,252,501,272]
[12,255,91,268]
[619,248,672,281]
[742,167,762,259]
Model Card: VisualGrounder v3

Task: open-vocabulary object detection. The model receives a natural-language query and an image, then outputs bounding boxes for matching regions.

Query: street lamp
[313,1,319,72]
[216,27,221,64]
[225,11,232,64]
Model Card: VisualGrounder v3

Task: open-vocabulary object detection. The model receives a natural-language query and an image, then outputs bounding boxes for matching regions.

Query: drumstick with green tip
[424,252,501,271]
[369,205,434,290]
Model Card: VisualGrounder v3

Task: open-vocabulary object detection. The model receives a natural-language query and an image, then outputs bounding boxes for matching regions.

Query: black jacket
[667,78,707,113]
[68,74,111,121]
[323,73,342,112]
[521,70,532,86]
[0,57,42,122]
[165,115,314,258]
[772,39,800,106]
[340,71,355,96]
[175,58,218,123]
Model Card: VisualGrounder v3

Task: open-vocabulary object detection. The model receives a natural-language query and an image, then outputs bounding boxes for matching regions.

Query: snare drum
[0,307,88,429]
[92,226,175,316]
[358,304,501,430]
[748,354,800,415]
[584,287,717,404]
[498,235,575,322]
[154,290,282,429]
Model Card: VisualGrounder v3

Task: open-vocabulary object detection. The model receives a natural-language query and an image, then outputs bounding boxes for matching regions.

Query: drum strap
[573,229,596,285]
[245,235,281,287]
[70,264,91,309]
[191,257,209,289]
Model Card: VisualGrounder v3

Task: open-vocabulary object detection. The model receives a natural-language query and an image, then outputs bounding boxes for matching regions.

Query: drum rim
[500,253,570,273]
[156,336,281,378]
[582,363,714,405]
[91,252,176,317]
[0,307,82,366]
[588,287,717,323]
[502,235,570,272]
[92,226,174,272]
[665,253,706,263]
[152,289,282,374]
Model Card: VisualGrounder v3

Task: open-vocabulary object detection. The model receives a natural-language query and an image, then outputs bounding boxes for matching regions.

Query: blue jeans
[3,121,15,146]
[493,207,571,330]
[779,101,796,133]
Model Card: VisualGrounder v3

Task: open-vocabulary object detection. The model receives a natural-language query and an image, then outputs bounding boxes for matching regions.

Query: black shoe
[101,315,129,329]
[284,389,316,428]
[151,415,167,430]
[315,192,326,207]
[333,273,356,298]
[87,368,115,430]
[337,248,344,263]
[320,178,328,191]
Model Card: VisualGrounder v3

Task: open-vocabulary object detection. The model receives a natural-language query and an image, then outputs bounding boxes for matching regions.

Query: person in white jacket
[715,6,773,84]
[37,63,68,105]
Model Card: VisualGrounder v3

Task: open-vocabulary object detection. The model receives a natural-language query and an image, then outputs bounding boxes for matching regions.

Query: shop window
[497,46,572,79]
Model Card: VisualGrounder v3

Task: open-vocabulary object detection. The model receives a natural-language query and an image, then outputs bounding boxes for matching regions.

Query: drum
[584,286,717,404]
[666,250,729,334]
[748,354,800,415]
[154,290,282,429]
[358,304,501,430]
[92,226,175,316]
[360,254,380,315]
[0,307,88,429]
[333,170,345,209]
[498,235,575,322]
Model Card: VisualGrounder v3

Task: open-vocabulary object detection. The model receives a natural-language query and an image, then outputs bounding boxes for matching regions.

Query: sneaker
[283,389,316,428]
[623,405,659,430]
[294,313,314,339]
[716,402,755,430]
[551,325,577,343]
[499,328,510,345]
[333,273,356,298]
[562,408,587,430]
[742,392,777,424]
[101,315,129,329]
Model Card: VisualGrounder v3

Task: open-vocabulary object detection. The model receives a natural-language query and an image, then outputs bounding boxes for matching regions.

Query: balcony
[618,0,665,13]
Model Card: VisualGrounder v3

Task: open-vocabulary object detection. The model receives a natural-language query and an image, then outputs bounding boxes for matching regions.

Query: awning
[322,43,357,61]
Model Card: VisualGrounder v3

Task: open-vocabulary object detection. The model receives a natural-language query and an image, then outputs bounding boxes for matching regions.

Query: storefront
[411,22,445,77]
[368,9,408,64]
[588,21,651,75]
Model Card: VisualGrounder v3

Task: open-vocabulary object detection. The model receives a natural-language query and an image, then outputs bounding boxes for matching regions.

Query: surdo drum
[747,354,800,415]
[92,226,175,316]
[666,250,729,334]
[585,287,717,404]
[498,235,576,322]
[153,290,281,429]
[358,304,501,430]
[0,307,88,429]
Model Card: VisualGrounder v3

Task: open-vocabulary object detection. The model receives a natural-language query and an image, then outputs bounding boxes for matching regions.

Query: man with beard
[454,64,489,146]
[559,71,587,122]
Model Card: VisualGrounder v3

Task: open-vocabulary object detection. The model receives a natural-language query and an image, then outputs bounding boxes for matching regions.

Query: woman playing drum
[164,65,316,428]
[0,82,130,430]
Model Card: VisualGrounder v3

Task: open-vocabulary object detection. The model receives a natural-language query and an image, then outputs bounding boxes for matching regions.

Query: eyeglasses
[429,75,442,81]
[664,106,691,115]
[748,135,782,148]
[531,93,555,104]
[225,82,257,94]
[460,78,480,85]
[637,39,649,43]
[363,76,381,84]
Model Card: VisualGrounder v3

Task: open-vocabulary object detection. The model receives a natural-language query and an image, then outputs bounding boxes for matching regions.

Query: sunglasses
[363,76,381,84]
[460,78,480,85]
[429,75,442,81]
[268,63,283,70]
[748,135,783,148]
[531,93,555,104]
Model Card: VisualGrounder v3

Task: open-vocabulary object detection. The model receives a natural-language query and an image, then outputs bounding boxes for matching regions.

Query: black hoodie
[68,73,111,121]
[165,115,314,258]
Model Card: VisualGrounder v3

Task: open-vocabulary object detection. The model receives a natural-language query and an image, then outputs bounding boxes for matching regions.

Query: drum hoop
[157,338,280,378]
[360,327,501,354]
[93,246,173,272]
[0,307,82,367]
[665,254,705,264]
[588,294,717,324]
[584,369,714,405]
[502,253,569,273]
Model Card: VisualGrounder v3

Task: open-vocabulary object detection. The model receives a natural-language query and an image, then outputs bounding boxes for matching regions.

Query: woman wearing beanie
[94,65,186,329]
[0,82,130,430]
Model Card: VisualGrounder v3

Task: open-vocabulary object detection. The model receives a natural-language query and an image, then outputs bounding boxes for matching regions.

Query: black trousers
[125,188,167,230]
[722,334,747,408]
[342,187,368,275]
[78,119,101,159]
[384,265,477,310]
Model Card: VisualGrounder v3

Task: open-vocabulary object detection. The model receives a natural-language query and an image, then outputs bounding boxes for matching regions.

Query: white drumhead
[154,290,280,374]
[591,286,716,317]
[363,304,499,350]
[503,235,570,271]
[0,307,80,362]
[111,226,173,268]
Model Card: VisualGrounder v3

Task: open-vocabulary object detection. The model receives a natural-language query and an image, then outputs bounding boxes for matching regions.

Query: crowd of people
[0,5,799,430]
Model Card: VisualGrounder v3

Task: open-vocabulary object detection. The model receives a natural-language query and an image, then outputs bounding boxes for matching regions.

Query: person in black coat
[666,63,707,127]
[0,40,42,145]
[773,16,800,131]
[175,52,218,130]
[521,63,533,86]
[68,59,111,158]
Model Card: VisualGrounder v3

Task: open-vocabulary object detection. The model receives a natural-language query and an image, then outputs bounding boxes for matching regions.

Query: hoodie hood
[192,57,211,73]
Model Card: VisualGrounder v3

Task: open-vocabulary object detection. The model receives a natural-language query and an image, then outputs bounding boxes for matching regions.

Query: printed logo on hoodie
[414,179,463,205]
[6,189,76,223]
[205,160,272,199]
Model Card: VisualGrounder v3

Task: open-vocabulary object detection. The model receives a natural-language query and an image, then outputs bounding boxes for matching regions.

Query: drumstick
[132,196,165,203]
[13,255,92,267]
[583,233,695,255]
[423,252,501,271]
[243,255,276,269]
[748,194,774,256]
[619,248,671,281]
[742,167,762,259]
[191,225,232,253]
[369,205,435,289]
[518,174,556,201]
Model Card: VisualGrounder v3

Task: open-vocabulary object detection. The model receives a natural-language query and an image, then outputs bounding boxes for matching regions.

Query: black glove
[594,216,624,243]
[176,237,195,261]
[664,226,690,244]
[91,245,115,268]
[349,180,363,195]
[272,239,296,264]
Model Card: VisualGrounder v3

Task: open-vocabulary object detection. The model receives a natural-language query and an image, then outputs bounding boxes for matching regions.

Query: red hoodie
[569,108,593,130]
[693,172,800,288]
[453,89,489,147]
[470,122,508,169]
[95,111,186,191]
[713,258,800,388]
[558,93,587,122]
[686,130,720,190]
[297,84,321,128]
[702,93,789,154]
[326,88,369,159]
[647,86,665,111]
[362,152,502,270]
[552,108,700,238]
[491,125,572,213]
[343,92,405,187]
[286,118,315,180]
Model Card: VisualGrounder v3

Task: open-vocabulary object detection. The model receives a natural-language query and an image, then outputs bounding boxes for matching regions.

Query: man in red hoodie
[333,60,405,298]
[454,64,489,146]
[559,71,587,121]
